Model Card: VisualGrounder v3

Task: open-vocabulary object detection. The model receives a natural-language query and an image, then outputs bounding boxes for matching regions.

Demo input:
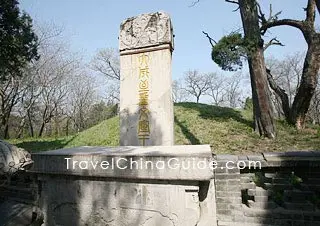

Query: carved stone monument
[119,12,174,146]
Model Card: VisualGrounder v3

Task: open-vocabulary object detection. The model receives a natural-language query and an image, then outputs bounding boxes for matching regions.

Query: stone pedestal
[30,145,217,226]
[119,12,174,146]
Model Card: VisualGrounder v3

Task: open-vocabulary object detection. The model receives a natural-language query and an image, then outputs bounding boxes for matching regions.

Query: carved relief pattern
[119,12,173,51]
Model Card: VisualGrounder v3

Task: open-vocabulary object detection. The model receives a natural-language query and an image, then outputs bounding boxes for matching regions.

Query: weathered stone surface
[216,155,238,161]
[119,12,173,51]
[197,180,218,226]
[0,140,33,185]
[30,145,213,180]
[119,12,174,146]
[39,177,200,226]
[30,144,217,226]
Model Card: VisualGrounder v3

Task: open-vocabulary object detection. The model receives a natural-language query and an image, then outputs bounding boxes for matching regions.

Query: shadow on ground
[175,102,253,128]
[174,115,200,145]
[14,135,77,153]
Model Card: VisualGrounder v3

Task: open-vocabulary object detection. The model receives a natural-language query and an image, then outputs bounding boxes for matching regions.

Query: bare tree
[91,48,120,103]
[172,80,190,103]
[14,65,43,138]
[1,22,103,138]
[24,23,81,137]
[105,82,120,105]
[224,73,244,108]
[183,70,211,103]
[68,71,96,132]
[37,66,70,137]
[206,73,227,106]
[91,48,120,81]
[0,75,25,138]
[261,0,320,129]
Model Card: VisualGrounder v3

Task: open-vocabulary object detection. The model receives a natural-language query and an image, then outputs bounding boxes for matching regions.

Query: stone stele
[119,12,174,146]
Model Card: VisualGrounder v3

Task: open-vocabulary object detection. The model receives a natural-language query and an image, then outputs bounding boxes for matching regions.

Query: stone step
[283,202,315,211]
[255,187,272,196]
[240,177,253,183]
[264,183,293,190]
[248,200,278,209]
[264,173,276,178]
[283,190,314,203]
[241,182,256,190]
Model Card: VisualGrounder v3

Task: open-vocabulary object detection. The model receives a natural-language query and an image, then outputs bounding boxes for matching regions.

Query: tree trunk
[66,117,69,136]
[38,122,45,137]
[0,112,10,139]
[266,69,290,120]
[239,0,276,138]
[17,118,26,138]
[4,124,9,139]
[0,120,6,139]
[27,110,34,137]
[290,39,320,129]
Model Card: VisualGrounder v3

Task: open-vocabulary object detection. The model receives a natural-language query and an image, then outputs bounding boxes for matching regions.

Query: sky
[19,0,314,85]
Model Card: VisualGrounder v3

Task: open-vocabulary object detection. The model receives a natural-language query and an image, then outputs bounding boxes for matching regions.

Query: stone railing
[214,151,320,226]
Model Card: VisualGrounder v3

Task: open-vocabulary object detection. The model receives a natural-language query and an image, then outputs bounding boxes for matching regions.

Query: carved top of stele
[119,11,174,51]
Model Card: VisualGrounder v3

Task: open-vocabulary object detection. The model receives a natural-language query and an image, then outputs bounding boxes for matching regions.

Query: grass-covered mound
[9,102,320,154]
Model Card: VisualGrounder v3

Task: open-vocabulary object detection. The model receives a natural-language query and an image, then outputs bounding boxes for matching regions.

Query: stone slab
[29,145,214,181]
[262,151,320,164]
[38,178,201,226]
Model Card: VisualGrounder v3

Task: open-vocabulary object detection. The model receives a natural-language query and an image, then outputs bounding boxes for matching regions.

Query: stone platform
[30,145,217,226]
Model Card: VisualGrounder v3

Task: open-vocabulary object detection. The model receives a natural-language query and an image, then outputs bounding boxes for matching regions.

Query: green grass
[66,116,119,147]
[8,102,320,154]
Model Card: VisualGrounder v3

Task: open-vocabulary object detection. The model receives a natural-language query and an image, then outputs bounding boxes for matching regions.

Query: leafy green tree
[0,0,38,81]
[211,33,246,71]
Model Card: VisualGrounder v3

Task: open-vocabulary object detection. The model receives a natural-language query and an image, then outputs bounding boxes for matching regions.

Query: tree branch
[257,2,267,24]
[305,0,316,27]
[263,37,285,51]
[260,19,305,35]
[257,2,282,24]
[189,0,200,7]
[225,0,239,5]
[225,0,239,11]
[202,31,217,47]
